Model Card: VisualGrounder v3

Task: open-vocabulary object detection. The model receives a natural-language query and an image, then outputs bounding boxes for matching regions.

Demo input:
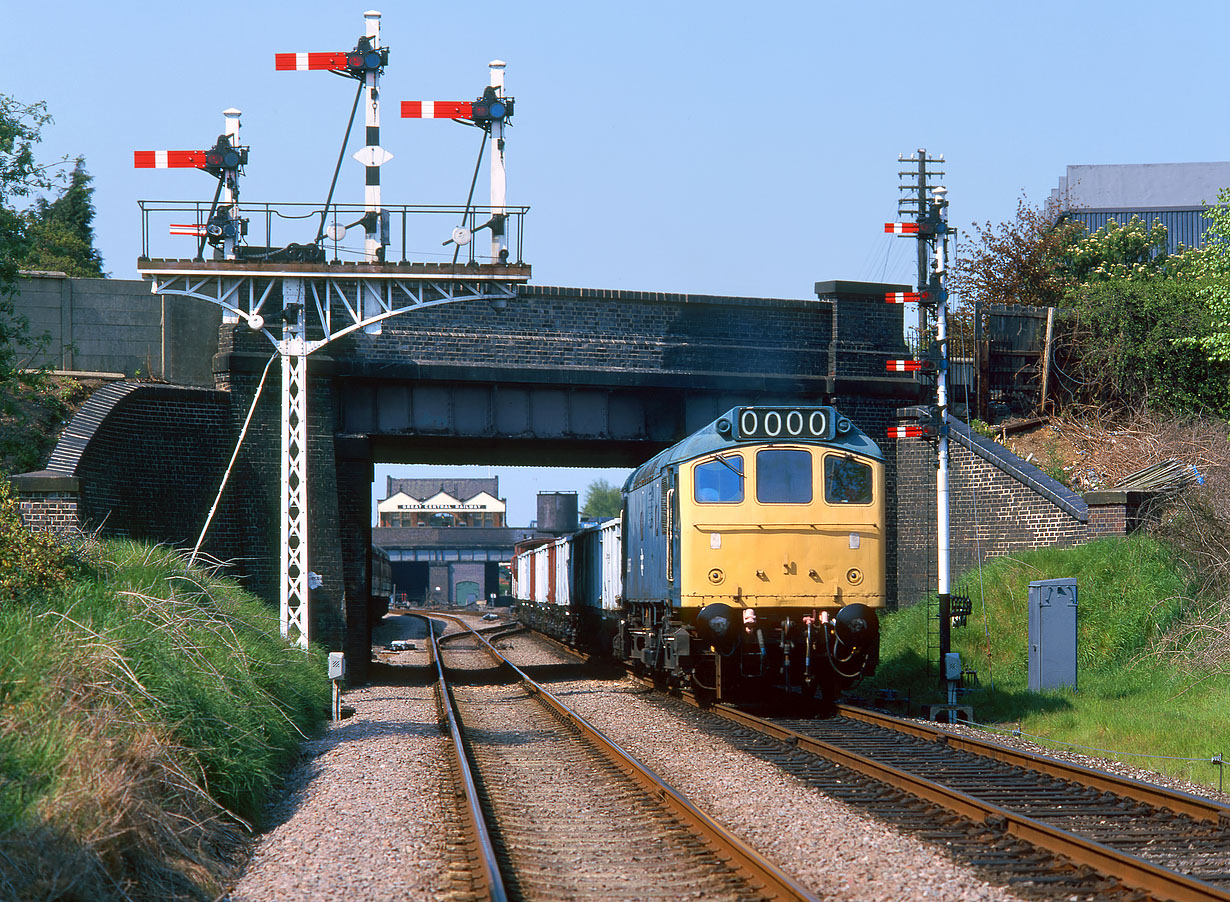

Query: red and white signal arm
[401,101,473,119]
[134,150,210,169]
[275,48,386,74]
[888,425,925,439]
[885,291,930,304]
[885,360,924,373]
[884,222,920,235]
[275,51,351,71]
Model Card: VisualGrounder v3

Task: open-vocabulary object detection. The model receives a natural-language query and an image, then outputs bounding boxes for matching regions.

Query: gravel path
[226,613,463,902]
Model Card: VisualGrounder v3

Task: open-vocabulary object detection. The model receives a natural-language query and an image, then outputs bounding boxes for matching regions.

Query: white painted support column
[363,10,382,266]
[220,109,243,324]
[281,277,310,647]
[933,189,951,600]
[936,303,951,597]
[489,60,508,264]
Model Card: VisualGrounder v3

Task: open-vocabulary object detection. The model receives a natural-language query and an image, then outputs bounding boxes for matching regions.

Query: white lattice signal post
[136,13,529,649]
[280,277,310,644]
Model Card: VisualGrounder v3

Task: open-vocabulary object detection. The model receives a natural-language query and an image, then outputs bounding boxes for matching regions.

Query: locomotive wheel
[816,671,843,706]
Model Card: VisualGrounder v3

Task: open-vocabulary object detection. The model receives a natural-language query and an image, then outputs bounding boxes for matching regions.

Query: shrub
[0,476,74,600]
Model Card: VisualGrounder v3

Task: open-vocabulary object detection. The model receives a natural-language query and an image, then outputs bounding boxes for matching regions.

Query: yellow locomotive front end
[680,444,885,612]
[619,405,885,703]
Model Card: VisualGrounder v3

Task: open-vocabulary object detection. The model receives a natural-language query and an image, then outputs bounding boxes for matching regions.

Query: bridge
[13,273,920,678]
[12,271,1141,681]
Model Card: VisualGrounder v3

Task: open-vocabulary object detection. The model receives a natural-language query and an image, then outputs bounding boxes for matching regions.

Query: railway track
[669,691,1230,901]
[427,615,817,902]
[517,621,1230,900]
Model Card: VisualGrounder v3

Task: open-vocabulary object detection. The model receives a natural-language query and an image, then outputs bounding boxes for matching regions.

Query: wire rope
[315,78,366,245]
[189,352,277,567]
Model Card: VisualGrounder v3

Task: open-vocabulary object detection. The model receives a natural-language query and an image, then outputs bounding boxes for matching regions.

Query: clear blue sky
[4,0,1228,524]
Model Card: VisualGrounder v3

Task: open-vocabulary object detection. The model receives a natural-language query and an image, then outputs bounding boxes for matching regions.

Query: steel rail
[514,617,1230,899]
[703,700,1229,902]
[425,619,508,902]
[435,614,819,902]
[837,704,1230,827]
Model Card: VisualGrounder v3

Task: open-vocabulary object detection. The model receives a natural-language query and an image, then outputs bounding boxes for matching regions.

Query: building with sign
[373,477,530,606]
[377,477,507,528]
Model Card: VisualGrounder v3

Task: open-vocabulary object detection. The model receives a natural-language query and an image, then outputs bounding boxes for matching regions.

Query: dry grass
[0,542,328,901]
[1146,483,1230,688]
[1,651,246,901]
[1002,407,1229,492]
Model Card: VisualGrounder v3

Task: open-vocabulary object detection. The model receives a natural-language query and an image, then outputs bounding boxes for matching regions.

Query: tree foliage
[0,96,59,282]
[1063,215,1174,283]
[1056,276,1230,414]
[21,157,104,277]
[0,96,105,476]
[1053,217,1230,415]
[951,197,1086,310]
[0,477,73,600]
[953,199,1230,418]
[0,96,60,475]
[582,478,622,519]
[1190,186,1230,363]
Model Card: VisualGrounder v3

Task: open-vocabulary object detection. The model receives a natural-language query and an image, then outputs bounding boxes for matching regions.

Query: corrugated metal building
[1048,162,1230,253]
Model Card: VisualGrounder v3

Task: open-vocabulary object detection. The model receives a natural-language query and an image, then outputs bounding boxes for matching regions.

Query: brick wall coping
[8,471,80,492]
[525,284,828,312]
[1082,489,1150,506]
[898,407,1089,522]
[40,381,228,477]
[814,279,912,298]
[952,417,1088,522]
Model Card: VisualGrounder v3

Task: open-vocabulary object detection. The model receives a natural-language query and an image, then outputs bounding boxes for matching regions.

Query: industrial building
[1047,161,1230,253]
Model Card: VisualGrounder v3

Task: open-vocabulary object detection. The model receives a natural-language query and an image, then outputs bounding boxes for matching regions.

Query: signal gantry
[131,11,529,649]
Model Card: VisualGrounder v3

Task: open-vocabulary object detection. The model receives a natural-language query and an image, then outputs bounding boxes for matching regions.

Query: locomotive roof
[622,405,883,493]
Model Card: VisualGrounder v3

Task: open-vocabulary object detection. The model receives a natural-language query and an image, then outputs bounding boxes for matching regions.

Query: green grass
[863,537,1230,790]
[0,539,332,900]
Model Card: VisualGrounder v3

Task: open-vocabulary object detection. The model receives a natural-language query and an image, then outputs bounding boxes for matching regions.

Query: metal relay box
[1028,578,1078,691]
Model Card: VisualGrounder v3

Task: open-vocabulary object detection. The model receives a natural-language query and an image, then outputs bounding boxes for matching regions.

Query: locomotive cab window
[755,449,812,503]
[694,454,744,503]
[824,455,873,504]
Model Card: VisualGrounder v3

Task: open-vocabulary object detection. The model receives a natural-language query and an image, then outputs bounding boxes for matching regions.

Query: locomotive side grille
[660,477,669,536]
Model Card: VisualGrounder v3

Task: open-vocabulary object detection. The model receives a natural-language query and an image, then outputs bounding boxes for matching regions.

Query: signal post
[884,151,971,708]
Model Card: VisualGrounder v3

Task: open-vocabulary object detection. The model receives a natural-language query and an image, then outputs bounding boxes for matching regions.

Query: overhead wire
[316,78,367,245]
[190,352,278,567]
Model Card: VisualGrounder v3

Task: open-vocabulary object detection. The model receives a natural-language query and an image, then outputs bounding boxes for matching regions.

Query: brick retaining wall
[12,381,241,558]
[894,413,1146,606]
